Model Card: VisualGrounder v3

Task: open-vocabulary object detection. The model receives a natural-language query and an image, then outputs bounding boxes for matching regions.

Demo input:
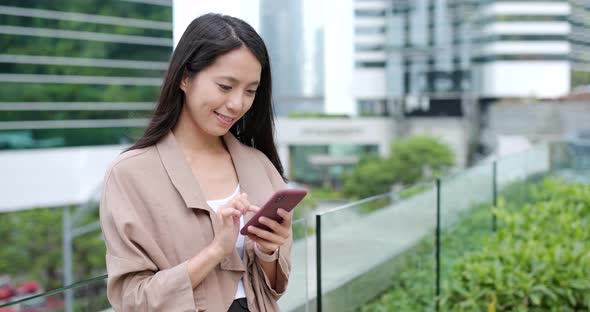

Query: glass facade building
[570,0,590,72]
[0,0,172,150]
[259,0,325,116]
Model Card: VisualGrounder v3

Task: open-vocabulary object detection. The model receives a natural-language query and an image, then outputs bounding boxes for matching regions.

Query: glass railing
[315,140,590,312]
[315,182,436,311]
[438,161,494,309]
[0,219,311,312]
[0,274,109,312]
[2,140,589,312]
[278,218,311,312]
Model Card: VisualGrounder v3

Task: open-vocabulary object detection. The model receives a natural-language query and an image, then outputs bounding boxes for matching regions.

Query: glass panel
[0,275,109,311]
[553,140,590,182]
[439,162,494,300]
[440,162,494,228]
[279,218,309,312]
[497,148,531,206]
[497,142,551,206]
[318,183,436,311]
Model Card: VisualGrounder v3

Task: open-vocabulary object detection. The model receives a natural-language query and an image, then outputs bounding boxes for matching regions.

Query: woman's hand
[246,208,292,255]
[211,193,256,257]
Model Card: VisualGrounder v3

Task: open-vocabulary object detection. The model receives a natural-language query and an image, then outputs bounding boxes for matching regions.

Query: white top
[206,184,246,299]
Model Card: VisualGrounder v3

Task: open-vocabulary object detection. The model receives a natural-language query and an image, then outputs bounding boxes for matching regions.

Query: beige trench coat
[99,131,291,311]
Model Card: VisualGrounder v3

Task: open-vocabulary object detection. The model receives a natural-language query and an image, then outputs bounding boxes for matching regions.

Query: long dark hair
[127,13,284,179]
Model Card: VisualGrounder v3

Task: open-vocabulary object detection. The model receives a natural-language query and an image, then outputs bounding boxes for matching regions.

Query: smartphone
[240,188,308,235]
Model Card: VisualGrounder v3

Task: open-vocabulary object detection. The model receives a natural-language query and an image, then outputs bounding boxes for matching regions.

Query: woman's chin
[205,127,231,137]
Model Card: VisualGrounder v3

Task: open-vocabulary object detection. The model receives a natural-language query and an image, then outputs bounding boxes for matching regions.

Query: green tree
[0,206,105,290]
[342,155,396,199]
[388,135,455,186]
[342,136,455,199]
[571,70,590,88]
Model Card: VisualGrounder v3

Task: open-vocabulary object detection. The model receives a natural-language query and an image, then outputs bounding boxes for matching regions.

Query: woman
[99,13,292,312]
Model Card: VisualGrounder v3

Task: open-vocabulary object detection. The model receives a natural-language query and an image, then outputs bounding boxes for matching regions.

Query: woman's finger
[233,199,247,215]
[247,226,284,243]
[247,236,278,251]
[258,217,289,238]
[247,204,260,214]
[276,208,292,223]
[220,207,241,219]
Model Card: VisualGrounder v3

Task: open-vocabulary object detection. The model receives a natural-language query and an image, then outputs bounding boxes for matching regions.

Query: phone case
[240,188,308,235]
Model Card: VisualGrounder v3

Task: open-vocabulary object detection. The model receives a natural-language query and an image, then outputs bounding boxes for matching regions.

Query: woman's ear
[180,73,189,92]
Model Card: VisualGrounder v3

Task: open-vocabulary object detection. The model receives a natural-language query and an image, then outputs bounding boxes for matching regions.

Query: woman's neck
[172,112,226,157]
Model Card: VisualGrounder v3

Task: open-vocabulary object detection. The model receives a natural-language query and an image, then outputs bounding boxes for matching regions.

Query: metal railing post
[63,207,73,312]
[435,178,441,311]
[316,214,322,312]
[492,161,498,232]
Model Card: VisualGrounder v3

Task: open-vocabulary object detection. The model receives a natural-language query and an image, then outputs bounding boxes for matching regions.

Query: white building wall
[483,2,571,16]
[325,0,356,115]
[0,145,124,212]
[353,68,387,98]
[483,22,570,35]
[480,61,570,98]
[480,41,570,55]
[274,117,395,175]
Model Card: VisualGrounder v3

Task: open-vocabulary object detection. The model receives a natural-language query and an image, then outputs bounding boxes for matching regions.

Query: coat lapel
[156,132,210,212]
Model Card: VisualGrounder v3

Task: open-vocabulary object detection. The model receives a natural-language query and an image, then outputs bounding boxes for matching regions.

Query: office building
[353,0,588,117]
[0,0,173,150]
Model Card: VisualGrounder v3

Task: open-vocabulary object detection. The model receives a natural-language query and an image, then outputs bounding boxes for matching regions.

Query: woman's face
[180,46,261,138]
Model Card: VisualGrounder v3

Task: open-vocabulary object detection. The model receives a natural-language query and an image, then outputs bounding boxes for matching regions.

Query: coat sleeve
[99,165,196,311]
[253,151,293,299]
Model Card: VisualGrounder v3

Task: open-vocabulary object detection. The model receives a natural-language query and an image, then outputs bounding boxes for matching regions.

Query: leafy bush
[441,179,590,311]
[358,178,575,312]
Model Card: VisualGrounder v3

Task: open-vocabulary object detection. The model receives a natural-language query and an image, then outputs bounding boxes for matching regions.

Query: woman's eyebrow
[219,76,259,86]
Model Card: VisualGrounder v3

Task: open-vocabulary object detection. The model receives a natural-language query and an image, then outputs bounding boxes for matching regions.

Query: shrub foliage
[442,179,590,311]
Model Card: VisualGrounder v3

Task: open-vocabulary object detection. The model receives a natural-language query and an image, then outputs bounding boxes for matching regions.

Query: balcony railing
[1,140,588,311]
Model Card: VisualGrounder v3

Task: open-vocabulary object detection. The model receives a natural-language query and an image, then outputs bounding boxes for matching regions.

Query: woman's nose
[226,92,243,111]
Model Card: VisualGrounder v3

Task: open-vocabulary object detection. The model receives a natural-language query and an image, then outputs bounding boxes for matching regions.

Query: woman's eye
[217,84,232,91]
[247,89,257,95]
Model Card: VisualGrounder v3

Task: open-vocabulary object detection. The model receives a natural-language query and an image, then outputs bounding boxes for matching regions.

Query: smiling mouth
[214,111,236,123]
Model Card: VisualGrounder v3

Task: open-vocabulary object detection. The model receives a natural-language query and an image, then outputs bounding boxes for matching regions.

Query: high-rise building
[569,0,590,75]
[353,0,587,117]
[0,0,172,150]
[353,0,477,116]
[259,0,325,116]
[472,0,571,99]
[353,0,391,116]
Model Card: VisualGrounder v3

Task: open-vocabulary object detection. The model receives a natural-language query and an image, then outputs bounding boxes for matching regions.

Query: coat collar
[155,131,271,212]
